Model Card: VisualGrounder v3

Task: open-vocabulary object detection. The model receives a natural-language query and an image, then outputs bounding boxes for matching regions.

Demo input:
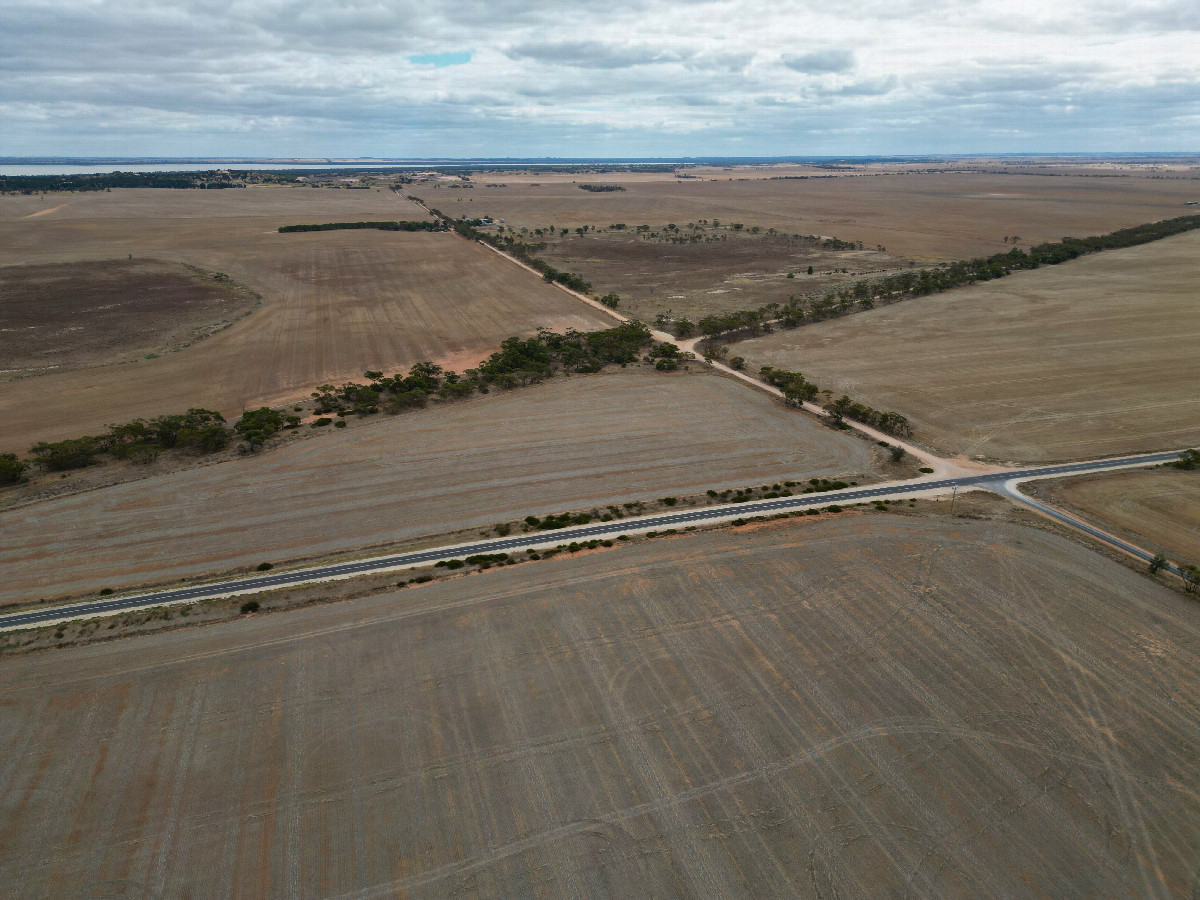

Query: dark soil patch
[0,258,256,375]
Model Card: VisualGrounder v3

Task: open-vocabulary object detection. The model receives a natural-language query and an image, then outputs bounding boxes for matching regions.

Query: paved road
[1,449,1183,632]
[997,479,1187,577]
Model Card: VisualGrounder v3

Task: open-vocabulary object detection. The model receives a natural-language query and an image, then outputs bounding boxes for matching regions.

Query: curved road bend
[0,450,1184,632]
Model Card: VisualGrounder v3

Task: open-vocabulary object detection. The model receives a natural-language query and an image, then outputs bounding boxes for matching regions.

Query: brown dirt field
[1026,468,1200,566]
[735,230,1200,463]
[0,187,612,448]
[536,229,910,321]
[0,259,257,376]
[452,170,1191,260]
[2,515,1198,898]
[0,370,879,606]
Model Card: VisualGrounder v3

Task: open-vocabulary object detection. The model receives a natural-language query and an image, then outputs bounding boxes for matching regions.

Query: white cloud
[0,0,1196,156]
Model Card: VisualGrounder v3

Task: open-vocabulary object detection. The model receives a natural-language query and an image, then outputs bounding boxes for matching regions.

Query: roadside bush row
[450,218,593,292]
[277,220,447,233]
[759,366,911,436]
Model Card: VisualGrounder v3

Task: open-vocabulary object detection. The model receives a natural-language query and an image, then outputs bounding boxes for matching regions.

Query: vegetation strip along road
[1,449,1184,632]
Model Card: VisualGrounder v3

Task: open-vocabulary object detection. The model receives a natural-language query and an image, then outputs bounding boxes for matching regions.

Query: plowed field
[735,230,1200,462]
[0,370,878,605]
[2,516,1198,897]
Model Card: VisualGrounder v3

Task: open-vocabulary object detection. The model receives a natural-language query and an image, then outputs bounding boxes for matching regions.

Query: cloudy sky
[2,0,1197,158]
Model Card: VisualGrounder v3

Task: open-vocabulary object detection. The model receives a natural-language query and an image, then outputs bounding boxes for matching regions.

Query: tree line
[310,321,655,417]
[676,214,1200,343]
[278,220,447,233]
[0,171,298,194]
[1,406,305,479]
[578,184,626,192]
[0,322,657,483]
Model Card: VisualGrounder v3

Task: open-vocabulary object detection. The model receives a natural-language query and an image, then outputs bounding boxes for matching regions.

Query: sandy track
[0,188,612,447]
[735,230,1200,463]
[1,516,1197,897]
[0,371,877,605]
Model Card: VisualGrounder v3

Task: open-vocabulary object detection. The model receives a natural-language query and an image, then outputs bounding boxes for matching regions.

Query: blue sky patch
[408,51,472,68]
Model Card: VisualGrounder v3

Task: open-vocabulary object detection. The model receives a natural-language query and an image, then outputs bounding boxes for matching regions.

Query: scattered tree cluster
[0,453,28,485]
[277,220,447,233]
[1173,449,1200,470]
[826,395,912,436]
[757,367,910,435]
[577,184,626,192]
[759,367,820,405]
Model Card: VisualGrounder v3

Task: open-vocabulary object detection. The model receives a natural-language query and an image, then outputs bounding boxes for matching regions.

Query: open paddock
[0,259,255,376]
[536,229,911,321]
[454,169,1191,261]
[736,230,1200,462]
[0,187,612,448]
[1027,467,1200,566]
[2,515,1198,897]
[0,370,879,606]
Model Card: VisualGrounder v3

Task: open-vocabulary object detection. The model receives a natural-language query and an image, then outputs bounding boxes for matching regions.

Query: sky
[1,0,1197,158]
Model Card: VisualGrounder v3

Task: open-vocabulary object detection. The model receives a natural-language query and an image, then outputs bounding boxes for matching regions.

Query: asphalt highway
[0,449,1184,631]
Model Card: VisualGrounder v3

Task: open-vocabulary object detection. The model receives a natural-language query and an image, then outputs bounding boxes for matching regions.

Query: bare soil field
[0,259,256,376]
[3,515,1198,898]
[449,169,1191,260]
[735,230,1200,462]
[0,187,612,447]
[0,370,880,606]
[536,229,910,321]
[1027,468,1200,566]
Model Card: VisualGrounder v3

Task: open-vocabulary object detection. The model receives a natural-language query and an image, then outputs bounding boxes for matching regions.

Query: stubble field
[1027,468,1200,566]
[536,229,909,321]
[0,258,256,376]
[0,188,613,448]
[449,169,1192,260]
[735,230,1200,462]
[0,370,880,606]
[2,515,1198,898]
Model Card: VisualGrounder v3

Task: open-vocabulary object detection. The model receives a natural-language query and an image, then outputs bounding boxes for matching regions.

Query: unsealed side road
[2,517,1198,898]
